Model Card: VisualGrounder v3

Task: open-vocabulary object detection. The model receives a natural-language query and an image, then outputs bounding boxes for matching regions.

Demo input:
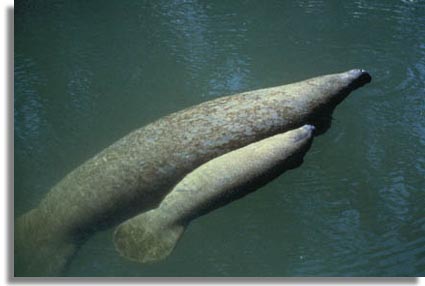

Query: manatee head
[300,69,372,134]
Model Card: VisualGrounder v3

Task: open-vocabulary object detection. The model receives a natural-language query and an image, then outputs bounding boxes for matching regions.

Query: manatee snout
[302,124,316,133]
[292,124,316,143]
[347,69,372,89]
[278,124,315,171]
[305,69,372,135]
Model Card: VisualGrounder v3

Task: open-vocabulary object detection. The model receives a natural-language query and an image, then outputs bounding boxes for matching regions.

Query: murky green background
[14,0,425,277]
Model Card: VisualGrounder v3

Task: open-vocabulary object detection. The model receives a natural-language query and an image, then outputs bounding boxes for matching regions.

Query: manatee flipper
[14,209,78,276]
[113,125,315,264]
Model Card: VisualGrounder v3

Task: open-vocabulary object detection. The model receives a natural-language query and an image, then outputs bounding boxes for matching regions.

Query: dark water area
[14,0,425,277]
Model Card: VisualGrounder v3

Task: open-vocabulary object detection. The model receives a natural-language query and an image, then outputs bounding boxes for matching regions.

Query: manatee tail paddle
[113,210,185,264]
[14,209,78,276]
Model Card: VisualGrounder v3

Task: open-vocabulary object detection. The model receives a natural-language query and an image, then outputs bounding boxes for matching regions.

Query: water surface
[14,0,425,276]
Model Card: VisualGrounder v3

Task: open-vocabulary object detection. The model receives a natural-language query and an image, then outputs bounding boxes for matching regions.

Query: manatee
[15,69,371,276]
[113,125,315,263]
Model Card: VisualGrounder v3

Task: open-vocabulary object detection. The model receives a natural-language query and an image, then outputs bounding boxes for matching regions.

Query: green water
[14,0,424,277]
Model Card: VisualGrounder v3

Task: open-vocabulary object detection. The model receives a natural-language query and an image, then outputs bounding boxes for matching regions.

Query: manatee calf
[114,125,315,263]
[15,69,371,276]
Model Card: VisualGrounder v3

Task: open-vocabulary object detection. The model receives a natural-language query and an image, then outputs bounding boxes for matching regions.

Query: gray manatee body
[113,125,315,263]
[15,69,371,276]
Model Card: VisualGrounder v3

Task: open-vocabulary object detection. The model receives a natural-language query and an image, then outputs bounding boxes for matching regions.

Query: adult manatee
[15,69,371,276]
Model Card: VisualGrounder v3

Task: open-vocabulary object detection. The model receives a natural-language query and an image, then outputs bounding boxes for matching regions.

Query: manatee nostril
[348,69,372,88]
[357,70,372,84]
[303,124,316,133]
[293,125,315,142]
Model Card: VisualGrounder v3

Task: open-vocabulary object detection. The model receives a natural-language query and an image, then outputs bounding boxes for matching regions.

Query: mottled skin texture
[113,125,315,263]
[15,69,371,276]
